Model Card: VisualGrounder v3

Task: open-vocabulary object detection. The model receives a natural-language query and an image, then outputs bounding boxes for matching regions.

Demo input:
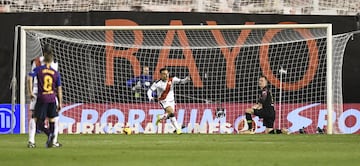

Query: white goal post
[17,24,344,134]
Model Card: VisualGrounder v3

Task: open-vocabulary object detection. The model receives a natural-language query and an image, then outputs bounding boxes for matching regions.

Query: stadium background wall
[0,12,359,103]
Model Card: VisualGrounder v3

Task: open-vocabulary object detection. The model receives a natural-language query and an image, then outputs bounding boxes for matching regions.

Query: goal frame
[17,24,333,134]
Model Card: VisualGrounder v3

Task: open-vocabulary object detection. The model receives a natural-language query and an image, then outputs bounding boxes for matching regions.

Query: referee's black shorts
[254,107,275,128]
[34,102,58,121]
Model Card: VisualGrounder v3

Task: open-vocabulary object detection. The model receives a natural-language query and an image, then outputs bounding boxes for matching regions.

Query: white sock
[53,117,59,144]
[170,117,180,130]
[29,118,36,143]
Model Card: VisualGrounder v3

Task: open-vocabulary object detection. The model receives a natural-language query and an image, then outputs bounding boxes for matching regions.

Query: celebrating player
[27,44,63,148]
[242,75,281,134]
[147,68,190,134]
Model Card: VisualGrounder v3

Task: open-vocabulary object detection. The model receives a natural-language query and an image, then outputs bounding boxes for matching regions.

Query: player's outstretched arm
[174,76,191,84]
[147,82,158,101]
[147,88,154,101]
[183,76,191,82]
[57,86,63,112]
[27,76,35,100]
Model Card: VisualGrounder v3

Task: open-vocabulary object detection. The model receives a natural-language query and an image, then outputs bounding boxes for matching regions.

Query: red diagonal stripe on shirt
[159,77,173,101]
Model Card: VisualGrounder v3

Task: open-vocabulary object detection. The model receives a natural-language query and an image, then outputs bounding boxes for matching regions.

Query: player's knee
[265,128,273,134]
[53,116,59,122]
[165,107,174,114]
[168,113,175,118]
[49,118,56,123]
[245,108,253,114]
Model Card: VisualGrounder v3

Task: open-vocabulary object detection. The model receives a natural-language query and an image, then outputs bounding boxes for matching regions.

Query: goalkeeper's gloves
[132,81,142,91]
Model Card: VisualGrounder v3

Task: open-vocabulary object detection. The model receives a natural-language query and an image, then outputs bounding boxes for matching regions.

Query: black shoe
[299,127,306,134]
[27,141,36,148]
[173,125,186,133]
[317,127,324,134]
[46,133,55,148]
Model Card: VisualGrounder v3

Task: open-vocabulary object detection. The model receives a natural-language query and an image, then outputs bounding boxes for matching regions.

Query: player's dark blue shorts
[34,102,58,120]
[254,107,275,128]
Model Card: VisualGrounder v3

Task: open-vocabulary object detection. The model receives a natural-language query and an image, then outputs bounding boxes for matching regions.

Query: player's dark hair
[42,44,54,63]
[259,75,268,82]
[44,54,54,63]
[42,44,53,55]
[260,75,270,88]
[159,68,168,73]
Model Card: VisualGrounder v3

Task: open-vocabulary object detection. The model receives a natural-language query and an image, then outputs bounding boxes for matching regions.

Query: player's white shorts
[29,95,38,110]
[159,100,175,111]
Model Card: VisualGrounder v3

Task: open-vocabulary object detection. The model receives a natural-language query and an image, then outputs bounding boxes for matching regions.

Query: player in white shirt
[147,68,190,134]
[28,44,62,148]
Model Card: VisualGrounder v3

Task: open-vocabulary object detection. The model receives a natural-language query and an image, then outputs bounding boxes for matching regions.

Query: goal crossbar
[20,24,332,31]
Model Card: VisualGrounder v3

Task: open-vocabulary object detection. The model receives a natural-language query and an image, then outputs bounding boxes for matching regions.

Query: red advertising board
[57,103,360,134]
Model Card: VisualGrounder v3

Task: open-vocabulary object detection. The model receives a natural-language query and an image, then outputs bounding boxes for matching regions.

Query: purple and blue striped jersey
[29,64,61,103]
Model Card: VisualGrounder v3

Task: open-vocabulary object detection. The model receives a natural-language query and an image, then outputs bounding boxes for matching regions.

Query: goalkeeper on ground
[242,75,287,134]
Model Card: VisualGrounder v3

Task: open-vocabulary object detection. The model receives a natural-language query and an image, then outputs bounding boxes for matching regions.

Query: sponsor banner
[0,104,22,134]
[57,103,360,134]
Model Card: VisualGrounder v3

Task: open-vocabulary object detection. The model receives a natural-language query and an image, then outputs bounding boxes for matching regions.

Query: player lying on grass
[147,68,190,134]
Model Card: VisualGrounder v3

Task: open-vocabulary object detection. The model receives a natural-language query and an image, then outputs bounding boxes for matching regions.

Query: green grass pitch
[0,134,359,166]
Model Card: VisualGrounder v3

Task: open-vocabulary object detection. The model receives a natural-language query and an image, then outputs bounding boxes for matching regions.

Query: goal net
[18,24,352,134]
